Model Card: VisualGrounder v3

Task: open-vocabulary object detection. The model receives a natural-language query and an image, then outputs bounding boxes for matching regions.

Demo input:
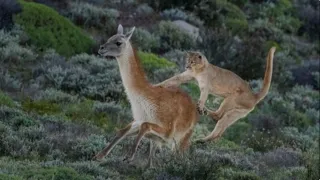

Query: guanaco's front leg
[156,71,194,88]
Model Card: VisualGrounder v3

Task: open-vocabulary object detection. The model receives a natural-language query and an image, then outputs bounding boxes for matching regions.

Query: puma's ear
[117,24,123,35]
[125,26,135,41]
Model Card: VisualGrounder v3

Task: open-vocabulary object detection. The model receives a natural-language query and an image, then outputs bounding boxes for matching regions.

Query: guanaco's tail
[255,47,276,103]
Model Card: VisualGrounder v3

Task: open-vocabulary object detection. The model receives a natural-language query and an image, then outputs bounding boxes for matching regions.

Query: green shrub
[138,51,175,72]
[35,89,79,104]
[64,99,109,128]
[67,2,119,34]
[68,161,122,180]
[218,168,260,180]
[0,71,21,93]
[214,138,241,150]
[195,0,248,35]
[14,0,94,57]
[22,99,61,115]
[281,127,314,150]
[276,15,301,34]
[224,121,251,143]
[162,49,186,71]
[303,145,320,180]
[0,91,15,108]
[154,21,196,52]
[22,97,115,130]
[70,135,105,161]
[161,8,203,26]
[225,18,248,35]
[138,51,177,83]
[136,3,154,16]
[0,30,19,47]
[0,42,37,64]
[0,174,22,180]
[270,167,308,180]
[242,130,284,152]
[21,167,93,180]
[131,28,160,52]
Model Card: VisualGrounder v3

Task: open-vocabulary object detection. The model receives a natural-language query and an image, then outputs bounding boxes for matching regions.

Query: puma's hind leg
[206,96,236,121]
[196,108,251,143]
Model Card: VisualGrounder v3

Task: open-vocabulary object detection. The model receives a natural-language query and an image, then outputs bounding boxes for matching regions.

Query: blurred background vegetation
[0,0,319,179]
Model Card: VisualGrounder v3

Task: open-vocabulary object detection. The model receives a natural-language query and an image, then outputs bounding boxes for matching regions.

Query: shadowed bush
[0,0,22,29]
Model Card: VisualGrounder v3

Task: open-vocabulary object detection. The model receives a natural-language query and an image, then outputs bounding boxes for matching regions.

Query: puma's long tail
[255,47,276,103]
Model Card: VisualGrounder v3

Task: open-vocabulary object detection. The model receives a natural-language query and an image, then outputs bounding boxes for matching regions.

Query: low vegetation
[0,0,318,179]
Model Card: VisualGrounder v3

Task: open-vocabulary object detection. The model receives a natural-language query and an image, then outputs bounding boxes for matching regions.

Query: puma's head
[98,24,135,58]
[185,51,206,71]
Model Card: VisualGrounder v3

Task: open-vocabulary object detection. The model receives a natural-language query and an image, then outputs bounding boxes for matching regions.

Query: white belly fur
[127,91,157,123]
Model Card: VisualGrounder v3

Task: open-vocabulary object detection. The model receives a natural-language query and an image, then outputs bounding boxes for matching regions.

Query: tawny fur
[93,25,198,167]
[157,47,276,143]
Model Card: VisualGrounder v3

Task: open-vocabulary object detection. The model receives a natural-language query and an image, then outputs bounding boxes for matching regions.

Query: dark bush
[294,0,320,40]
[0,0,22,29]
[194,0,248,35]
[291,60,320,90]
[14,0,94,57]
[142,0,200,11]
[33,0,69,13]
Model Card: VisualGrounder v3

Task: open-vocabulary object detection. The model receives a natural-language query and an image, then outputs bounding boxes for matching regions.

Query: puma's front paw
[155,83,164,87]
[196,102,207,115]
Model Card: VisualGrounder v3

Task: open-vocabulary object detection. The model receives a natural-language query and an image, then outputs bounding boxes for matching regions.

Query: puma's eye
[116,42,122,46]
[198,55,202,59]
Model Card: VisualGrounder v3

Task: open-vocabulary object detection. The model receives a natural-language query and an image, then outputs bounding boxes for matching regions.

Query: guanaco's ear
[125,26,135,41]
[117,24,123,35]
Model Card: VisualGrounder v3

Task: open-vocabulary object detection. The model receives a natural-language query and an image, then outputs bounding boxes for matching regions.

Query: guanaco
[156,47,276,143]
[93,25,198,167]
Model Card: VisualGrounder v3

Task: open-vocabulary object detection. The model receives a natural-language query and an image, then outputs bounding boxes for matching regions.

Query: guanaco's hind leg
[179,129,193,153]
[93,121,139,160]
[124,122,167,162]
[196,108,251,143]
[147,140,157,168]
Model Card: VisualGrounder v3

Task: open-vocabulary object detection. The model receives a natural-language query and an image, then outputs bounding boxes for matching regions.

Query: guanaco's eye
[198,55,202,59]
[116,42,122,46]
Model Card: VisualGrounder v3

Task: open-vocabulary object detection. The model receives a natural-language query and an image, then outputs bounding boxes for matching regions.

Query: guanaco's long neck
[116,43,150,94]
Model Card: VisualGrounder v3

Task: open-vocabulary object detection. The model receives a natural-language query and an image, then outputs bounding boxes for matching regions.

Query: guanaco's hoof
[123,155,134,163]
[92,154,104,161]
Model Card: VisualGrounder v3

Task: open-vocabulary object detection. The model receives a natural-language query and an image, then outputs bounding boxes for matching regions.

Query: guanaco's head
[98,24,135,58]
[185,51,206,71]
